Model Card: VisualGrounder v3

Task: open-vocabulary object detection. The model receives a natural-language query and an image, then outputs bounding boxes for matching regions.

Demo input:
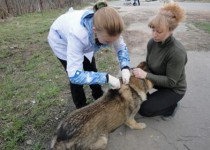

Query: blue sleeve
[117,46,130,69]
[69,70,108,85]
[113,36,130,69]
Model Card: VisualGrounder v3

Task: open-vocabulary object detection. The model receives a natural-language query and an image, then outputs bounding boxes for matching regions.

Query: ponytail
[148,2,185,31]
[93,0,108,12]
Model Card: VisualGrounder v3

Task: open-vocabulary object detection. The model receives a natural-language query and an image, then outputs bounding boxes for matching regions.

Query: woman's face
[93,28,119,45]
[151,28,172,42]
[96,32,119,45]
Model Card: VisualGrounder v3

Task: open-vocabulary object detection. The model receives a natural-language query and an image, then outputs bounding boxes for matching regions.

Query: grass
[193,21,210,33]
[0,7,118,150]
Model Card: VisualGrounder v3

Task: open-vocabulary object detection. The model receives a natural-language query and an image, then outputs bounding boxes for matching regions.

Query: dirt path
[109,0,210,66]
[106,1,210,150]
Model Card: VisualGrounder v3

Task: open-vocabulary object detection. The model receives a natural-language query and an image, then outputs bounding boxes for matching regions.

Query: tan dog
[51,68,153,150]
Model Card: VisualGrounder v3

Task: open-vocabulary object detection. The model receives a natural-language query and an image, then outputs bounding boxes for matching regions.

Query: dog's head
[128,76,153,101]
[127,61,153,101]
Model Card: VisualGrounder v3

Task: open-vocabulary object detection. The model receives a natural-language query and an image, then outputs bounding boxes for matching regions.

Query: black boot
[161,103,179,121]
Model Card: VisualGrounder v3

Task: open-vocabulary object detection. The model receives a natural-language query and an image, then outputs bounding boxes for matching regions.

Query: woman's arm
[66,34,108,85]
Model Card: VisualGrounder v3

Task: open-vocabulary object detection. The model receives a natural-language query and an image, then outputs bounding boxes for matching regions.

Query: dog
[50,64,153,150]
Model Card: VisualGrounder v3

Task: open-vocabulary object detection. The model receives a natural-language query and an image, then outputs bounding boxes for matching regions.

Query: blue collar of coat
[81,10,95,47]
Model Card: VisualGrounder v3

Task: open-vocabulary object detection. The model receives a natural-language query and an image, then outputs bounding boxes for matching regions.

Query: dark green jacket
[146,35,187,94]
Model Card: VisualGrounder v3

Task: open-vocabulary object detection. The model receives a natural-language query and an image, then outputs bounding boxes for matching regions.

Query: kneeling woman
[133,3,187,120]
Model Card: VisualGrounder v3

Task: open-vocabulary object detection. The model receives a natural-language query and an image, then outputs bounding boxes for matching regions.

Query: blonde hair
[148,3,185,31]
[93,7,124,36]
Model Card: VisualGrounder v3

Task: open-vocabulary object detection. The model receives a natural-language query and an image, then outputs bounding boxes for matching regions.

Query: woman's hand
[108,74,121,89]
[122,68,131,84]
[133,68,147,79]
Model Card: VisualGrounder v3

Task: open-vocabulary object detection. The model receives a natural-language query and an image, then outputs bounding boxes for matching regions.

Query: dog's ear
[136,61,147,70]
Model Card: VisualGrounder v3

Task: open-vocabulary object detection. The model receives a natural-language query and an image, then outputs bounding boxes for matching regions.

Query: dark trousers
[139,87,184,117]
[58,56,103,109]
[134,0,140,5]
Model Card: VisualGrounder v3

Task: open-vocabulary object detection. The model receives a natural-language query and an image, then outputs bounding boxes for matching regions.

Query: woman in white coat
[48,1,131,108]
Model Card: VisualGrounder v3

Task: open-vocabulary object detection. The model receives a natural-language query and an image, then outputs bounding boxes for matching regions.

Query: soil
[110,1,210,66]
[105,2,210,150]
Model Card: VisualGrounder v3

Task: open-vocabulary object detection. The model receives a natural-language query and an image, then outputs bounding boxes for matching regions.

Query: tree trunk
[0,0,97,19]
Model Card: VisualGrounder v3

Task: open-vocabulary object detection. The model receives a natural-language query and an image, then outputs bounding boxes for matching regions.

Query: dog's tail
[50,134,76,150]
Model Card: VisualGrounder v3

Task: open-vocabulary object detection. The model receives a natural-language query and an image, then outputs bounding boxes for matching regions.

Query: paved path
[106,1,210,150]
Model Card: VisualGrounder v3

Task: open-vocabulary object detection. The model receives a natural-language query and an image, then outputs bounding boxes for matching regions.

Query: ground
[119,1,210,63]
[105,1,210,150]
[1,0,210,149]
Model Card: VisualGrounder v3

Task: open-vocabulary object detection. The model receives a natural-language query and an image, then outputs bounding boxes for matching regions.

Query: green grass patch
[193,21,210,33]
[0,6,119,150]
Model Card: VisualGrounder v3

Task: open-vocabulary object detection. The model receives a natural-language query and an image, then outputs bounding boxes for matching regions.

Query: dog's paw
[125,119,146,130]
[136,122,146,129]
[127,122,146,130]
